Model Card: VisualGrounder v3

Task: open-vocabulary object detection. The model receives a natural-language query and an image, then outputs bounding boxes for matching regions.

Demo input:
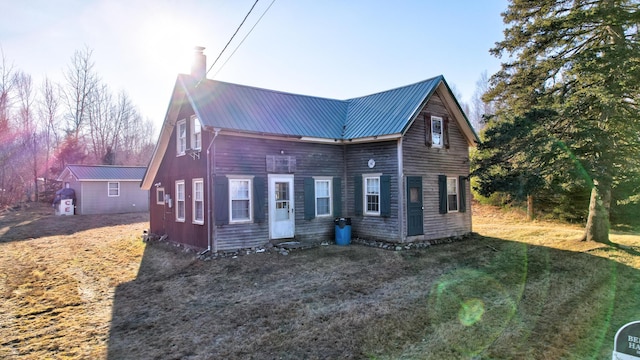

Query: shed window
[176,180,185,222]
[191,115,201,151]
[176,119,186,156]
[315,179,332,217]
[108,182,120,197]
[447,177,458,212]
[156,187,165,205]
[364,176,380,215]
[230,179,252,223]
[193,179,204,224]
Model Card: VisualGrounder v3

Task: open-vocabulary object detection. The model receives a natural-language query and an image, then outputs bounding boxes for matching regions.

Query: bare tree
[38,77,61,179]
[63,46,98,140]
[470,71,495,132]
[0,49,17,206]
[15,71,39,201]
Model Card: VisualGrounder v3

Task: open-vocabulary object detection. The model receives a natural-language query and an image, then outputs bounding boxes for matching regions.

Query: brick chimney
[191,46,206,80]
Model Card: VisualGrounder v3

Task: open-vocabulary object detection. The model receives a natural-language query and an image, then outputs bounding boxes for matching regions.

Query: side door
[406,176,424,236]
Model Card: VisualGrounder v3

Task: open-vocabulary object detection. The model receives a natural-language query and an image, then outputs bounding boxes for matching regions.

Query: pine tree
[484,0,640,243]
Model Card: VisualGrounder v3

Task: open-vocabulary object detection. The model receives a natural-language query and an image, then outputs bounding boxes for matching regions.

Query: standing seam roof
[66,165,147,181]
[180,75,444,140]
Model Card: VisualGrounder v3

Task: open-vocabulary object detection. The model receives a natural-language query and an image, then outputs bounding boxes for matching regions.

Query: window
[176,180,185,222]
[229,178,252,222]
[176,119,186,155]
[193,179,204,224]
[364,176,380,215]
[315,179,332,217]
[191,115,201,150]
[156,187,165,205]
[108,182,120,197]
[431,116,443,148]
[447,177,458,212]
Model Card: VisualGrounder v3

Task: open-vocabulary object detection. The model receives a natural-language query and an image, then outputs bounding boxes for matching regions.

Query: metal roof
[180,75,444,140]
[181,76,347,139]
[344,76,442,139]
[62,165,147,181]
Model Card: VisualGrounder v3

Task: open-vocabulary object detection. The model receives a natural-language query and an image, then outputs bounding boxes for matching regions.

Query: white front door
[269,174,295,239]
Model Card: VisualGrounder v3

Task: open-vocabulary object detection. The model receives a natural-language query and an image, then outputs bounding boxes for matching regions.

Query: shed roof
[58,165,147,182]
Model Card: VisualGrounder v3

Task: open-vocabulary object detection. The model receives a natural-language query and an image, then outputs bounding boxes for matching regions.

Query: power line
[205,0,260,77]
[212,0,277,79]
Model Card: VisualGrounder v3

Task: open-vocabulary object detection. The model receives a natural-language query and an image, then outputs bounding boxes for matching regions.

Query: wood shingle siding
[345,140,401,242]
[402,93,472,241]
[143,71,478,251]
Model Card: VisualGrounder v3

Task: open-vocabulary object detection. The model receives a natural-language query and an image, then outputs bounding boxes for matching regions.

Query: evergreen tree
[484,0,640,243]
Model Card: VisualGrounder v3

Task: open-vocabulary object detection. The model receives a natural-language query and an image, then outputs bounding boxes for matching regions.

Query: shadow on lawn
[106,235,640,359]
[0,205,148,243]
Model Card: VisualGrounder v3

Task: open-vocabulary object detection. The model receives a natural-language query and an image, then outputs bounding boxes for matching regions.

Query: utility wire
[212,0,277,78]
[205,0,260,77]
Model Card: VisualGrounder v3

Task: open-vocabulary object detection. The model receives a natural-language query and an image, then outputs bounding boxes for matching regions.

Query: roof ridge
[345,75,443,101]
[179,74,346,103]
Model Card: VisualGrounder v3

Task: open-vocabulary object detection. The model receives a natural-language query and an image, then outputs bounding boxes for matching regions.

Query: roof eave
[141,76,189,190]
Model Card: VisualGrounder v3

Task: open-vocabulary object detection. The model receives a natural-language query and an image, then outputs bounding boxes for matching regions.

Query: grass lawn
[1,203,639,359]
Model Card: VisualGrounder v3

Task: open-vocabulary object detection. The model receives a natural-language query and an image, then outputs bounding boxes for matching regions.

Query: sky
[1,0,508,130]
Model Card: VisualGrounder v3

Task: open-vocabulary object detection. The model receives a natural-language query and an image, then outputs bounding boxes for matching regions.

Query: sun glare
[138,13,200,76]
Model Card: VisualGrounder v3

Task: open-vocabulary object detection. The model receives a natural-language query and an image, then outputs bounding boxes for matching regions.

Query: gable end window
[425,113,450,149]
[431,116,443,148]
[176,180,185,222]
[191,115,201,151]
[176,119,187,156]
[193,179,204,224]
[156,187,165,205]
[108,182,120,197]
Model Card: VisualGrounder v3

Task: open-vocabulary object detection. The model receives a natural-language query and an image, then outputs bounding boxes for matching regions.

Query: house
[141,48,479,252]
[57,165,149,215]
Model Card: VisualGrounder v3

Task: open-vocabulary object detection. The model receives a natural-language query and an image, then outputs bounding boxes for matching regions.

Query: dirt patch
[1,203,639,359]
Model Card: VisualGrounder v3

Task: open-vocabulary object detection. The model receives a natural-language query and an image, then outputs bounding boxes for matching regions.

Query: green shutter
[253,177,265,222]
[438,175,448,214]
[354,175,362,216]
[424,112,432,147]
[380,175,391,217]
[214,176,229,225]
[444,116,450,149]
[333,177,342,217]
[459,176,467,213]
[304,177,315,220]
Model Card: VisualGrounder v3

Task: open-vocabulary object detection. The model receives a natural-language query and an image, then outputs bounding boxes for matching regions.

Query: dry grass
[1,203,639,359]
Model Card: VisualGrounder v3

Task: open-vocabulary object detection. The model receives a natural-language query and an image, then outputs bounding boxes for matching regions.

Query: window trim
[175,180,185,222]
[314,177,332,217]
[192,178,204,225]
[156,187,165,205]
[363,174,382,216]
[176,119,187,156]
[447,176,459,212]
[431,116,443,148]
[107,181,120,197]
[228,177,253,224]
[190,115,201,151]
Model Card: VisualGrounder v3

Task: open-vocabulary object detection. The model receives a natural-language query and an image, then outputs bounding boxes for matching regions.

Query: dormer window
[191,115,201,150]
